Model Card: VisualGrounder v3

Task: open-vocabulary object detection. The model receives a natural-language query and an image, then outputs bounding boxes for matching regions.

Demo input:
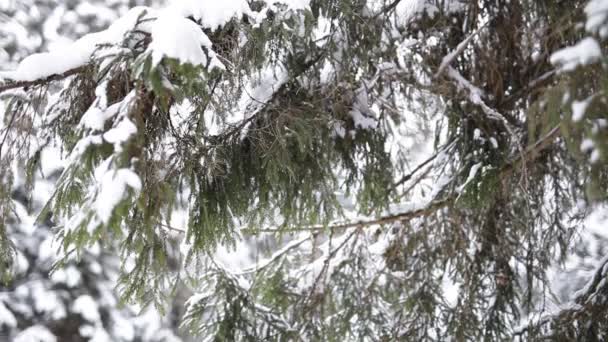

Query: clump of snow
[349,87,377,130]
[0,302,17,328]
[80,89,139,153]
[13,251,30,275]
[103,118,138,152]
[489,137,498,149]
[31,286,66,320]
[457,162,483,194]
[473,128,482,140]
[65,156,143,235]
[266,0,311,10]
[590,149,601,163]
[170,0,251,30]
[0,52,82,82]
[572,97,593,122]
[68,135,104,164]
[80,81,113,131]
[14,325,57,342]
[585,0,608,37]
[72,295,101,323]
[581,138,595,152]
[50,265,82,288]
[79,81,110,131]
[550,37,602,72]
[94,165,142,227]
[148,13,224,70]
[332,121,347,138]
[391,0,463,27]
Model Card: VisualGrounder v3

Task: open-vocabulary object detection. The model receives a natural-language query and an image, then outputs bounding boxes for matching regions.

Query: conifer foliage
[0,0,607,340]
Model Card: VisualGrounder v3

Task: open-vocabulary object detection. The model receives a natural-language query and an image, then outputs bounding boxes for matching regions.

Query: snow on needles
[94,163,142,228]
[550,37,602,72]
[170,0,251,30]
[0,7,153,82]
[148,13,224,70]
[170,0,311,30]
[551,0,607,74]
[0,0,315,82]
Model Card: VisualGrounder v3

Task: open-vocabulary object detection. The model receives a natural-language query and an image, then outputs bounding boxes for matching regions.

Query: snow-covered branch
[0,66,87,94]
[435,22,488,78]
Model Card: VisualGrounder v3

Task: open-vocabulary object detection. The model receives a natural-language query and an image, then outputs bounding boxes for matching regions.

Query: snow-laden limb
[446,66,512,124]
[16,0,320,248]
[435,22,488,78]
[0,0,258,89]
[244,123,562,241]
[0,7,155,83]
[0,66,88,94]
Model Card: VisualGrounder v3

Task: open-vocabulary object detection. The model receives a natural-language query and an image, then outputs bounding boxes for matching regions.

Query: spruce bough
[0,0,607,340]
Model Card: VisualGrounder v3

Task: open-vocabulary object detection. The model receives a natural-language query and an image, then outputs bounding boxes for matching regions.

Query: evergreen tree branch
[502,69,557,108]
[445,66,519,127]
[435,22,489,78]
[392,138,458,190]
[0,65,88,94]
[238,235,312,275]
[513,254,608,338]
[247,124,562,234]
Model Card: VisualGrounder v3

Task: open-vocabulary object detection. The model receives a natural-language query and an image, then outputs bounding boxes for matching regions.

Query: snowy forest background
[0,0,607,341]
